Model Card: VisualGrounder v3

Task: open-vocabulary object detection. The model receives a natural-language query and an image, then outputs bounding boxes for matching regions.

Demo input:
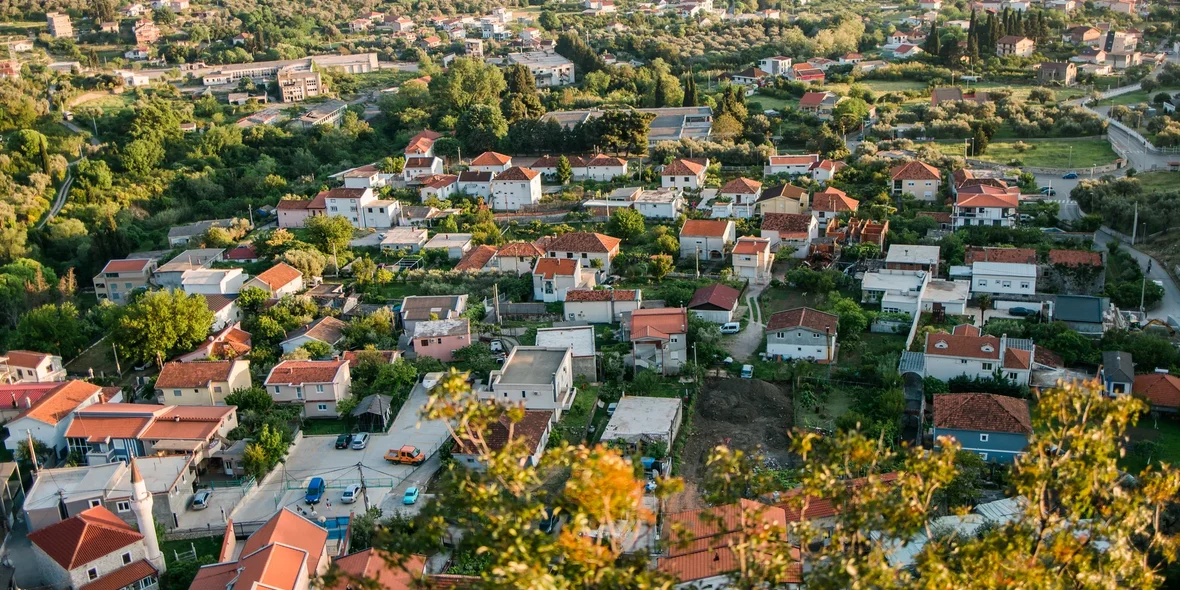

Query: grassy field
[301,419,350,435]
[759,285,828,316]
[934,139,1118,168]
[1135,171,1180,193]
[1105,87,1180,107]
[77,93,136,113]
[1122,417,1180,473]
[750,93,797,112]
[552,385,599,445]
[161,536,222,566]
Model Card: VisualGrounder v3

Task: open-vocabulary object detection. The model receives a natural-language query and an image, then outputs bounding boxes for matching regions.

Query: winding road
[37,119,100,229]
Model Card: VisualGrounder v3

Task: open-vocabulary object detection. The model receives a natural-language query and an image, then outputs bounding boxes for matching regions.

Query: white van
[720,322,741,334]
[740,365,754,379]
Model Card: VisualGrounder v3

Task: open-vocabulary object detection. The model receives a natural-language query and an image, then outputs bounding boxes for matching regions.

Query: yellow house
[755,184,810,215]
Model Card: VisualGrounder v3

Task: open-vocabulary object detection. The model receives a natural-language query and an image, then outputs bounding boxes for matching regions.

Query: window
[982,363,993,370]
[1020,282,1030,289]
[522,391,527,399]
[978,452,988,461]
[88,569,98,580]
[112,292,121,300]
[214,386,222,393]
[122,552,133,565]
[813,333,822,338]
[1001,281,1012,288]
[117,501,130,512]
[316,385,324,393]
[317,404,327,411]
[273,386,280,394]
[141,577,157,589]
[89,499,101,508]
[960,359,968,364]
[296,390,303,400]
[125,283,133,289]
[978,279,987,286]
[670,336,679,343]
[173,389,182,397]
[980,434,990,442]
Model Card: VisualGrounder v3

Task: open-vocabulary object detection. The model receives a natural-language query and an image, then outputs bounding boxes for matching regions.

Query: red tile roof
[533,258,580,278]
[732,237,771,255]
[933,393,1032,435]
[720,177,762,194]
[421,174,458,189]
[778,472,900,521]
[28,506,143,570]
[662,158,707,176]
[761,213,814,237]
[587,155,626,167]
[265,360,348,385]
[956,192,1018,209]
[2,349,55,368]
[455,409,551,455]
[454,245,497,271]
[1048,249,1103,267]
[470,151,512,166]
[890,161,942,181]
[253,262,303,291]
[404,130,442,154]
[240,508,329,577]
[798,91,830,108]
[497,241,546,257]
[101,259,153,273]
[546,232,621,254]
[564,288,639,302]
[494,166,540,181]
[688,284,741,311]
[318,188,369,200]
[766,307,838,333]
[79,560,158,590]
[680,219,733,238]
[965,247,1037,265]
[660,500,801,584]
[811,190,859,212]
[156,361,236,389]
[224,245,258,260]
[328,550,426,590]
[1004,347,1032,370]
[16,380,102,425]
[630,308,689,341]
[405,157,438,169]
[1135,373,1180,409]
[767,155,819,166]
[277,198,313,211]
[0,383,59,412]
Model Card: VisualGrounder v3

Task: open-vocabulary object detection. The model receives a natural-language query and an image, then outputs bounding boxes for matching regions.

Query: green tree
[607,207,645,243]
[456,104,509,153]
[556,155,572,184]
[305,215,354,254]
[121,138,165,175]
[650,254,674,282]
[683,75,699,107]
[437,215,459,233]
[429,58,507,115]
[831,98,870,136]
[224,386,273,413]
[111,290,214,366]
[379,156,405,174]
[281,249,328,278]
[300,340,333,359]
[14,303,91,358]
[501,64,545,123]
[654,234,679,256]
[236,286,269,313]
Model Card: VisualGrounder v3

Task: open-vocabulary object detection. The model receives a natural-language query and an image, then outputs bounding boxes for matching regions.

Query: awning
[150,439,202,452]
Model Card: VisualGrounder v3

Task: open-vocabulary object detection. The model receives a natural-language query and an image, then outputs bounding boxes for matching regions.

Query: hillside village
[1,0,1180,587]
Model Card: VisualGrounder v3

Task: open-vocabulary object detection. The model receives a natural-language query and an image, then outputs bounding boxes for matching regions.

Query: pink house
[276,193,326,229]
[412,318,471,362]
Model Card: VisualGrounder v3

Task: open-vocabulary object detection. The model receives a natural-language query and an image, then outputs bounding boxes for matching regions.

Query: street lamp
[1068,145,1073,169]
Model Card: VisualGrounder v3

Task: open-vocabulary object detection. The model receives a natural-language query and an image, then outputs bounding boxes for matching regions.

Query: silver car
[341,484,362,504]
[191,490,212,510]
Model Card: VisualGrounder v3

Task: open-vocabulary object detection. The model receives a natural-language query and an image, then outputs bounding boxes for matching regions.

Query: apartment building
[94,258,157,304]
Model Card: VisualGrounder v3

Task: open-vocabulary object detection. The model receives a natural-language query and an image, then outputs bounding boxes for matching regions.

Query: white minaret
[130,459,167,574]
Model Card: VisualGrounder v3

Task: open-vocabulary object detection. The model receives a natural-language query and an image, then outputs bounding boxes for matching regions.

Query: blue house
[1100,350,1134,396]
[933,393,1032,463]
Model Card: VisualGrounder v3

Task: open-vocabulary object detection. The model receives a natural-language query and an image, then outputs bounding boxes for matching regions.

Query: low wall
[963,158,1121,175]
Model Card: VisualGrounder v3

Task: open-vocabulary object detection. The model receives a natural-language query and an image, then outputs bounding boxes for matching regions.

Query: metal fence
[284,477,395,491]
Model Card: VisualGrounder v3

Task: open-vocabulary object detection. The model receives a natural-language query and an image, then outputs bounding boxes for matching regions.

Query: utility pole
[356,463,370,513]
[1132,202,1139,244]
[695,247,700,278]
[492,283,501,326]
[112,342,121,374]
[26,430,38,473]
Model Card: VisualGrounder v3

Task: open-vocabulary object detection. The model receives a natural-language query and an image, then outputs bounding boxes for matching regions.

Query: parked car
[741,365,754,379]
[403,487,420,505]
[607,402,618,415]
[720,322,741,334]
[489,340,504,353]
[1062,172,1079,179]
[305,477,326,504]
[1008,307,1038,317]
[1039,186,1057,196]
[351,433,369,450]
[191,490,212,510]
[335,434,351,449]
[341,484,362,504]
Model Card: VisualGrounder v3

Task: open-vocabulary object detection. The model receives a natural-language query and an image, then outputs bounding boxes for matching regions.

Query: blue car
[305,477,325,504]
[1062,172,1079,179]
[403,487,420,505]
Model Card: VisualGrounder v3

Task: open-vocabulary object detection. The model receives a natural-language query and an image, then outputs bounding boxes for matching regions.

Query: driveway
[722,283,767,362]
[1095,229,1180,321]
[231,382,451,523]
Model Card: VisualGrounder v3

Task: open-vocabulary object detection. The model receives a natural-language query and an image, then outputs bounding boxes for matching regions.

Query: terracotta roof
[778,472,900,521]
[767,155,819,166]
[998,35,1031,44]
[630,308,689,341]
[732,237,771,255]
[493,166,540,181]
[285,316,347,344]
[0,383,59,412]
[277,198,313,211]
[28,506,143,570]
[757,184,808,202]
[202,293,236,313]
[798,91,831,108]
[100,259,153,273]
[532,155,588,168]
[1004,347,1032,370]
[454,245,497,272]
[341,350,400,368]
[662,158,708,176]
[421,174,458,189]
[956,192,1017,209]
[546,232,621,254]
[925,328,1008,360]
[404,130,442,154]
[766,307,838,333]
[761,213,814,236]
[405,157,437,169]
[328,550,426,590]
[224,245,258,260]
[965,247,1037,265]
[79,560,157,590]
[720,177,762,195]
[455,409,551,455]
[533,258,579,278]
[587,154,626,167]
[688,284,741,311]
[16,380,102,425]
[265,360,348,385]
[1048,249,1102,267]
[564,289,639,302]
[156,361,236,389]
[497,241,546,257]
[318,188,368,200]
[680,219,733,238]
[1135,373,1180,409]
[811,191,859,212]
[240,508,329,577]
[253,262,303,291]
[470,151,512,166]
[933,393,1032,435]
[890,161,941,181]
[660,500,801,583]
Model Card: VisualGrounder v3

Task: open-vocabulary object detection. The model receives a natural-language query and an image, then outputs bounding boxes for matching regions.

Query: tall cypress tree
[683,75,698,107]
[967,10,979,63]
[925,22,942,57]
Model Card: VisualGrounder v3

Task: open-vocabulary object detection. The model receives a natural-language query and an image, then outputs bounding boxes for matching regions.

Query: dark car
[335,434,351,449]
[1008,307,1038,317]
[1062,172,1079,179]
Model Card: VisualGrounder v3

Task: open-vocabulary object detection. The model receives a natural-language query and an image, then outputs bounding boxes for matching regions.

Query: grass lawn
[750,93,798,112]
[1104,87,1180,107]
[837,332,907,367]
[933,139,1118,168]
[64,337,122,380]
[552,385,600,445]
[795,381,854,432]
[77,93,135,113]
[1135,171,1180,194]
[1121,416,1180,473]
[161,536,222,566]
[301,419,351,436]
[759,284,827,316]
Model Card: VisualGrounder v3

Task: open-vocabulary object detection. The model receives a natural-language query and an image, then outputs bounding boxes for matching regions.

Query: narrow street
[1095,229,1180,322]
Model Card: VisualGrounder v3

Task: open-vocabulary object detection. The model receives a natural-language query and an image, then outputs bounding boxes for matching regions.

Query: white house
[423,233,474,259]
[532,258,596,302]
[179,268,247,296]
[915,324,1033,386]
[765,308,838,361]
[953,189,1018,228]
[458,171,493,197]
[970,262,1037,296]
[419,174,459,202]
[241,262,303,298]
[4,380,107,459]
[687,284,742,324]
[758,56,793,76]
[764,154,820,176]
[563,289,642,323]
[679,219,736,260]
[544,232,622,274]
[470,151,513,173]
[760,213,818,257]
[490,167,542,211]
[404,156,444,181]
[280,317,346,354]
[732,237,773,283]
[632,187,685,218]
[716,177,762,218]
[661,158,708,189]
[585,155,628,181]
[317,187,402,229]
[480,347,576,419]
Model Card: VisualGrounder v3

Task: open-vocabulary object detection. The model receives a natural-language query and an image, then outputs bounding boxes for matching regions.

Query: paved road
[723,283,767,362]
[1094,230,1180,321]
[36,171,73,229]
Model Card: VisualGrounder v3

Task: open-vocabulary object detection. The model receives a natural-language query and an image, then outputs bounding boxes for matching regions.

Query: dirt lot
[675,378,794,507]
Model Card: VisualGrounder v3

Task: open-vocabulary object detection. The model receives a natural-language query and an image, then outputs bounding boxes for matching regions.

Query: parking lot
[231,382,451,523]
